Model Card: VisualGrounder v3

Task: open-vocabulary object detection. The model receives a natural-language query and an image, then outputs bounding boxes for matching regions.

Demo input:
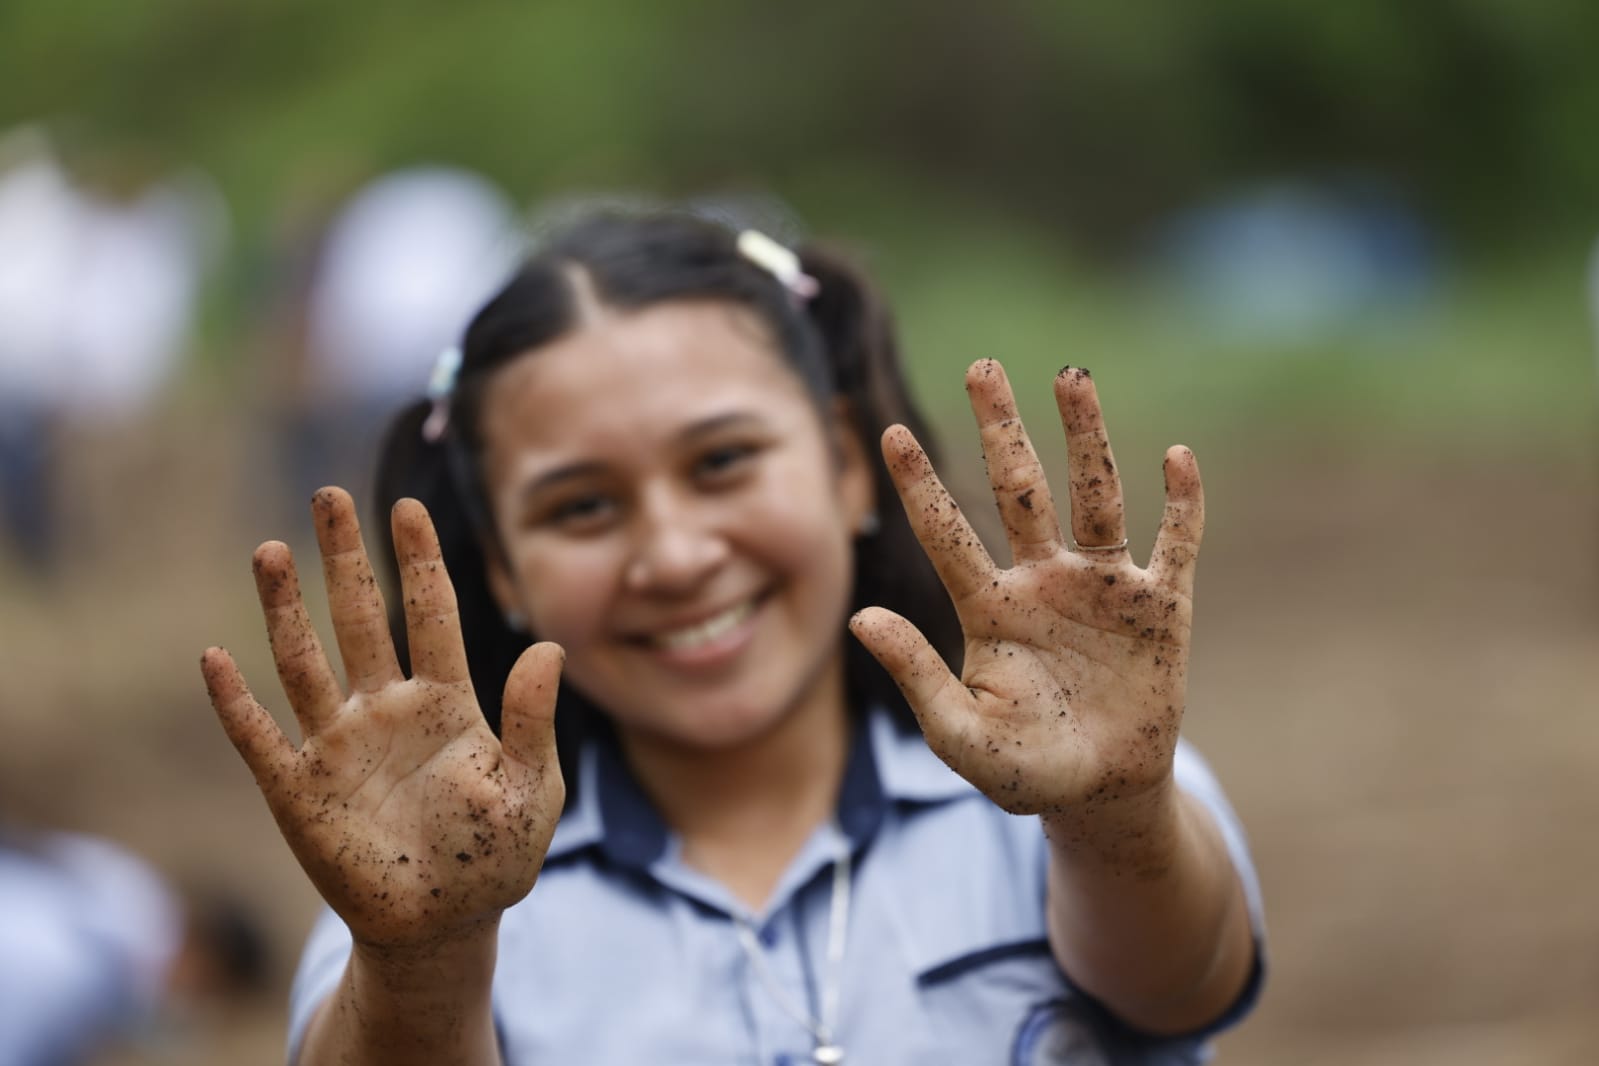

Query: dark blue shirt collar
[545,707,975,868]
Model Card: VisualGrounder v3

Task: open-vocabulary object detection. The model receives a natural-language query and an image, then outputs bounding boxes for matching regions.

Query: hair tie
[738,229,820,302]
[421,346,463,443]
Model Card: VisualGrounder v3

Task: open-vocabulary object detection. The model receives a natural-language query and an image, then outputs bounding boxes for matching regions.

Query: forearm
[298,919,503,1066]
[1042,781,1254,1035]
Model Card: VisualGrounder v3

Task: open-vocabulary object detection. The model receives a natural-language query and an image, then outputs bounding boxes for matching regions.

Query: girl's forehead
[480,300,815,450]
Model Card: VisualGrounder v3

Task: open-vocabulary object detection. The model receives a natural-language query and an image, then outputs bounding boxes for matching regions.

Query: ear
[829,398,876,536]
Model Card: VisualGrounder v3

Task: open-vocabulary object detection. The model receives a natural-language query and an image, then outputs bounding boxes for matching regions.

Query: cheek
[749,471,857,597]
[513,545,615,646]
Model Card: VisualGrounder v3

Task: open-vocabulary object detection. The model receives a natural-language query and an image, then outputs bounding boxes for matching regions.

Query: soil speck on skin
[455,851,472,864]
[397,854,409,864]
[430,888,441,898]
[1017,489,1035,511]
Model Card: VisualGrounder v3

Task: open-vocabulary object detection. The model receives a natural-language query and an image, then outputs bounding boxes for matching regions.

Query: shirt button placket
[740,913,815,1066]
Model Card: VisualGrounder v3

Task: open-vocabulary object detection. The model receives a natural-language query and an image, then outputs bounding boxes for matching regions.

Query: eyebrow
[516,410,767,500]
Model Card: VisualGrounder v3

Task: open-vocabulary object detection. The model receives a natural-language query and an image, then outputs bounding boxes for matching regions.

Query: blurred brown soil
[0,400,1594,1065]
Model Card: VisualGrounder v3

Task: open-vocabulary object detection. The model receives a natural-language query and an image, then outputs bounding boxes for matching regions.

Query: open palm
[201,489,564,949]
[851,360,1203,816]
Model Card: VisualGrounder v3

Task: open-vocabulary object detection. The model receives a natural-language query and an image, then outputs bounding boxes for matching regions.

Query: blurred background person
[50,130,226,564]
[275,164,521,522]
[0,821,271,1066]
[1,824,185,1066]
[240,154,362,534]
[0,126,76,575]
[0,121,224,574]
[52,135,225,423]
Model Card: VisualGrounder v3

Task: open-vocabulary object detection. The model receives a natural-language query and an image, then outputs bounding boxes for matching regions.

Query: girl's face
[478,300,874,752]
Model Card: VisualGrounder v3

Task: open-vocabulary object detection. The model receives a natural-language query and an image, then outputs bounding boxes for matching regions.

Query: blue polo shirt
[288,711,1265,1065]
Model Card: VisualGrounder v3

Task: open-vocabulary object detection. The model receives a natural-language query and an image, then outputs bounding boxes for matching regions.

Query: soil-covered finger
[312,487,403,692]
[252,541,343,735]
[200,647,294,793]
[881,424,996,603]
[501,643,563,776]
[392,499,471,684]
[967,359,1065,564]
[1053,367,1129,552]
[1150,446,1205,595]
[849,607,966,726]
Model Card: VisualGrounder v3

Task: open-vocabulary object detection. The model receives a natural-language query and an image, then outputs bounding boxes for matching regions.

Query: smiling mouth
[644,599,759,652]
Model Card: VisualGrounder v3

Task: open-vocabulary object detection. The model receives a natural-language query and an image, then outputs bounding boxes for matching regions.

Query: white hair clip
[738,229,820,301]
[421,346,463,443]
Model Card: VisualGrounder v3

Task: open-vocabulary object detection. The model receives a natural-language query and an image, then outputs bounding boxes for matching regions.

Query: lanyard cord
[735,835,852,1064]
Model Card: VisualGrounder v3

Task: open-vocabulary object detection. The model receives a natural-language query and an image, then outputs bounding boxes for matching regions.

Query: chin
[680,700,790,752]
[622,688,795,754]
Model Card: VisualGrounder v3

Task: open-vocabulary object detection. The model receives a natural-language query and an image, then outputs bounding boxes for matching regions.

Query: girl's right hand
[200,488,564,951]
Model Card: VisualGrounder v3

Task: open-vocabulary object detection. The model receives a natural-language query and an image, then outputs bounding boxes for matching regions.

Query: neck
[617,665,851,910]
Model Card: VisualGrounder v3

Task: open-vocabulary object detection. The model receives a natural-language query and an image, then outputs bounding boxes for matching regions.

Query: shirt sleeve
[285,907,354,1065]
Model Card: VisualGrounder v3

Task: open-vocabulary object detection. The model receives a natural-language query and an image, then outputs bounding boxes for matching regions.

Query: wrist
[305,918,503,1064]
[1041,776,1184,879]
[350,916,501,1000]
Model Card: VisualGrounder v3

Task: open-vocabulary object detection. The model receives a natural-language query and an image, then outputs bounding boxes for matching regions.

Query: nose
[622,486,728,596]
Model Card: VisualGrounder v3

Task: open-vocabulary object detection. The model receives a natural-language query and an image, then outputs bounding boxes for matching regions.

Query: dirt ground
[1,407,1594,1065]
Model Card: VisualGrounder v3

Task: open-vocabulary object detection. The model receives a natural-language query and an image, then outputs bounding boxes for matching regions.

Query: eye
[542,492,618,533]
[693,442,758,484]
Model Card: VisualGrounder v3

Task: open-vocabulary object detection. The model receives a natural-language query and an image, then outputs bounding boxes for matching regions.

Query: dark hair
[372,212,960,794]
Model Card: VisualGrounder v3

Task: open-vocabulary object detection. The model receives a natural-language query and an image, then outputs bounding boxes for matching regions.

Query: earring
[504,610,528,633]
[856,511,881,537]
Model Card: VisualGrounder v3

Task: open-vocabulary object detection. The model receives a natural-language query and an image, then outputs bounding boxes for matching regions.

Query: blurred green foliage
[4,0,1596,249]
[2,0,1594,453]
[881,208,1595,468]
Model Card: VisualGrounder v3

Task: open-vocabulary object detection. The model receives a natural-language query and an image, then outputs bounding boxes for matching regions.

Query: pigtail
[371,400,527,735]
[799,244,965,717]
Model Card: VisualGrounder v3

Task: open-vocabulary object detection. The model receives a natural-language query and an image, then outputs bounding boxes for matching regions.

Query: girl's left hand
[851,359,1203,818]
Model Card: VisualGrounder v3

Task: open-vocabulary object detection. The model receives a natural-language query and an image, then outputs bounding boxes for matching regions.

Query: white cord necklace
[734,834,852,1065]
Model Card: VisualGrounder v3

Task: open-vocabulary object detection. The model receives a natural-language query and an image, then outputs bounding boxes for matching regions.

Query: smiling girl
[201,213,1264,1065]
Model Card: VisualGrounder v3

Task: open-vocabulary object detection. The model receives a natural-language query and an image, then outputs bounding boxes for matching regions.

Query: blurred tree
[0,0,1594,254]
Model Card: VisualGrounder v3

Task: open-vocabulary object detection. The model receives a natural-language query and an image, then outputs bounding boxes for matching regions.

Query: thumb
[500,642,564,775]
[848,607,972,751]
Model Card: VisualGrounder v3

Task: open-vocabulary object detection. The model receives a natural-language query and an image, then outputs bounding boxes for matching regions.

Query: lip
[626,593,766,670]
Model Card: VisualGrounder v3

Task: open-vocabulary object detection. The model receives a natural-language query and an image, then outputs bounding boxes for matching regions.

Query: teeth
[650,601,755,651]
